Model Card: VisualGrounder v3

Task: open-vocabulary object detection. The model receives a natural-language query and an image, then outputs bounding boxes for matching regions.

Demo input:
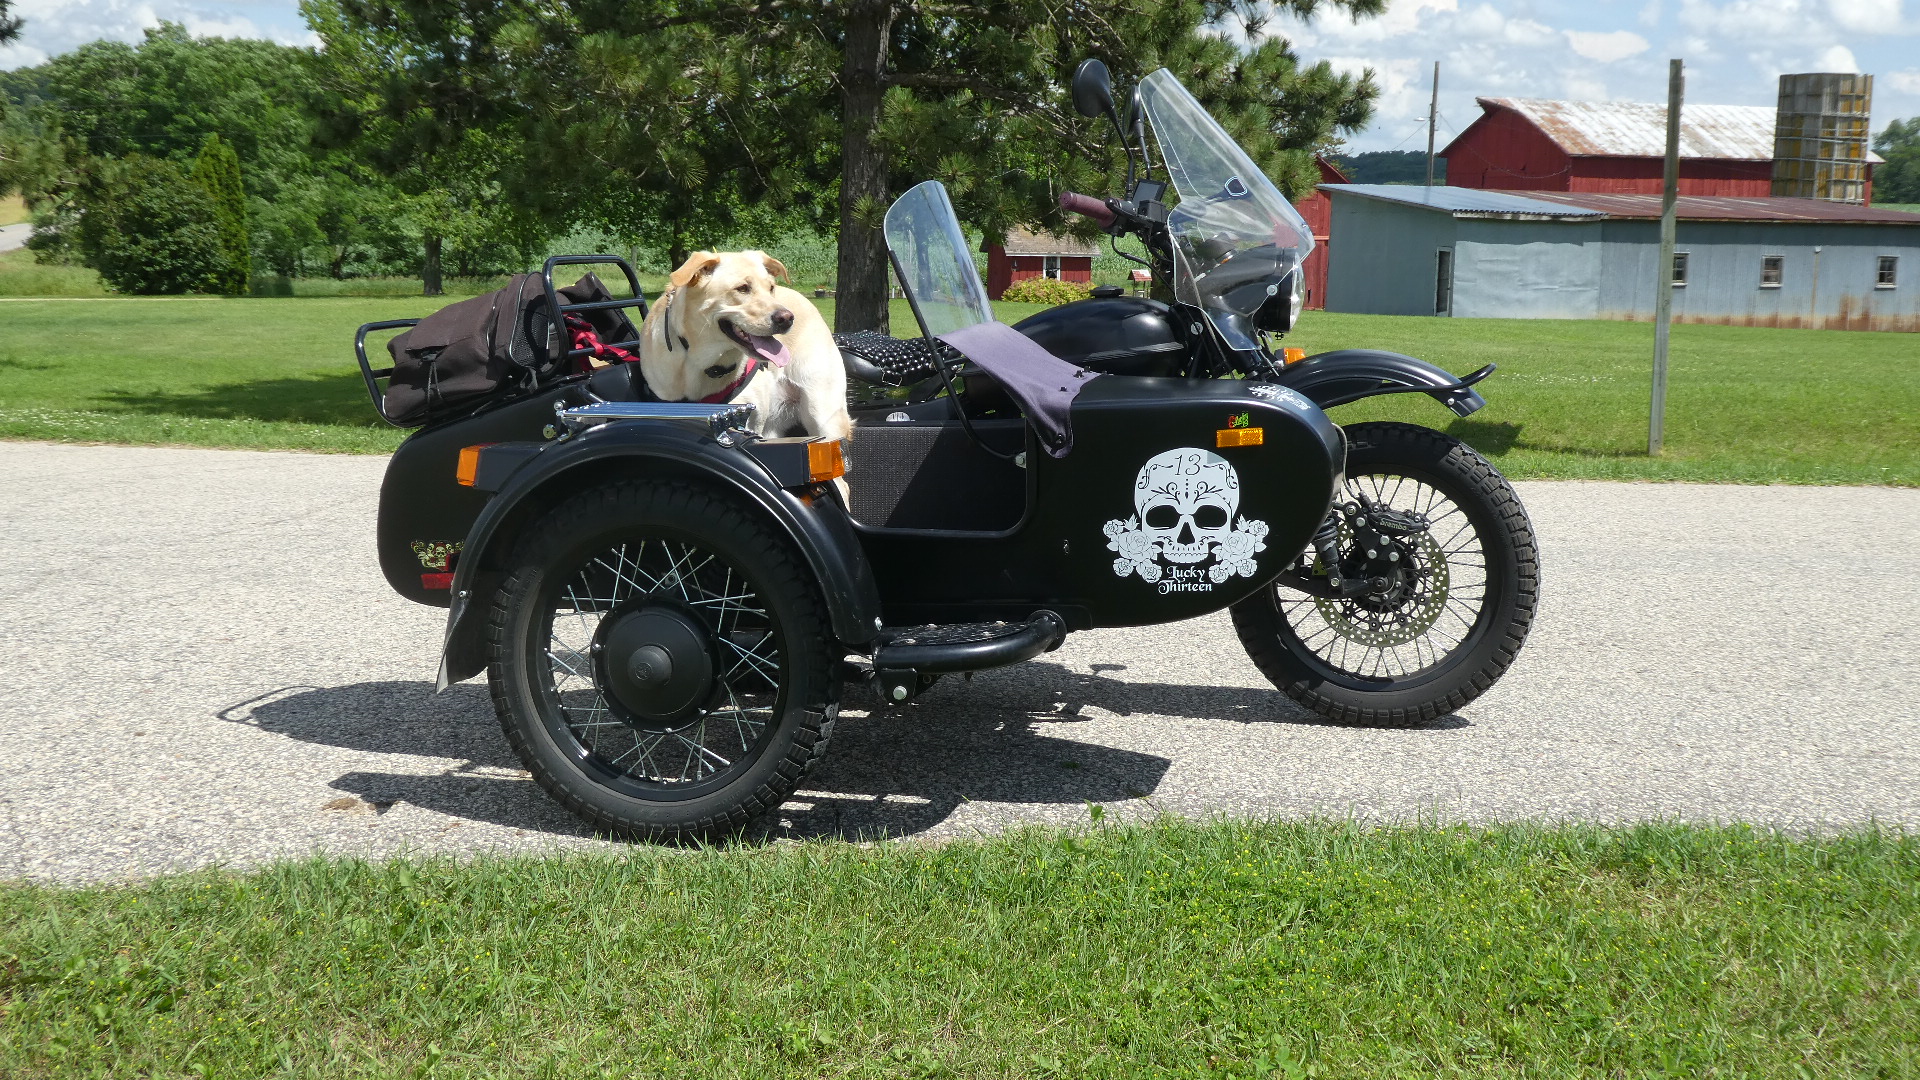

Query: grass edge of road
[2,300,1917,485]
[2,817,1916,1078]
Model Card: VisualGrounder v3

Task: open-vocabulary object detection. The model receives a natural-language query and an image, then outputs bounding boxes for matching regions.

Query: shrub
[189,134,251,295]
[76,156,224,295]
[999,276,1091,305]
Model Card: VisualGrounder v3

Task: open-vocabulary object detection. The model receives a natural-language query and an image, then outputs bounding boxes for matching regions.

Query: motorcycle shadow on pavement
[221,663,1465,843]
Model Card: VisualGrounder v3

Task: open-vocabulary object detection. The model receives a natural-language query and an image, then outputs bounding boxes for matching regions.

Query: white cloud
[1566,30,1651,63]
[1830,0,1904,34]
[1815,44,1860,72]
[1889,69,1920,93]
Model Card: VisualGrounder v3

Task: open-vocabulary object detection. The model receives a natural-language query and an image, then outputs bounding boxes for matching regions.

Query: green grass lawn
[1287,313,1919,484]
[0,291,1912,482]
[1,819,1913,1078]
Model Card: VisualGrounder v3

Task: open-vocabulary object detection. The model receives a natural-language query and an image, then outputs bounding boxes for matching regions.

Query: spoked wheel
[488,481,838,841]
[1232,422,1538,726]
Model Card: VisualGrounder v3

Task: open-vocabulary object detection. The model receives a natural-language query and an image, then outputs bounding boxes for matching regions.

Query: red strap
[564,313,635,366]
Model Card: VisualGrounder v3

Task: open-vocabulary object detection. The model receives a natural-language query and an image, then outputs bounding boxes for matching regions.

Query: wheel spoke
[1283,470,1490,680]
[538,531,784,790]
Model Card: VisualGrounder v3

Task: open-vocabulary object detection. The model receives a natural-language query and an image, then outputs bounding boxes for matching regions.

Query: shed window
[1435,249,1453,315]
[1044,255,1062,280]
[1671,252,1689,287]
[1878,256,1898,289]
[1760,255,1784,289]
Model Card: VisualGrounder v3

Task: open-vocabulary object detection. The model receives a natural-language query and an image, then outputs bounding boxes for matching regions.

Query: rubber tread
[486,479,839,842]
[1231,422,1539,727]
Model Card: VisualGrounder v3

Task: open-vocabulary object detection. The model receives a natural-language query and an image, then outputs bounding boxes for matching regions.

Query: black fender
[435,422,881,689]
[1272,349,1492,417]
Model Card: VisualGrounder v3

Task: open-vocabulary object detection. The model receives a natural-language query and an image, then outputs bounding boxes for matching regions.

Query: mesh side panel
[846,422,1026,531]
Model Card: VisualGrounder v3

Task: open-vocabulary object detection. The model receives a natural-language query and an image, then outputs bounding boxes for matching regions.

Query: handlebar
[1059,191,1116,228]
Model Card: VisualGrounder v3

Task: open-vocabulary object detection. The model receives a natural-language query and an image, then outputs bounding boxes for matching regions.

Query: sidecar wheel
[1231,422,1538,726]
[487,480,839,842]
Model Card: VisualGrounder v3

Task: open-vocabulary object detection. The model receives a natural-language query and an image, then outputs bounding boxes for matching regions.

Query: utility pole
[1650,58,1682,456]
[1424,62,1440,187]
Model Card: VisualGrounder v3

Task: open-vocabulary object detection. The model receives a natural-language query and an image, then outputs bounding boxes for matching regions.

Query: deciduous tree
[1875,118,1920,205]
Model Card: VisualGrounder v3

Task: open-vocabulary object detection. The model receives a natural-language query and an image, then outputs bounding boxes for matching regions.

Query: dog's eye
[734,282,753,293]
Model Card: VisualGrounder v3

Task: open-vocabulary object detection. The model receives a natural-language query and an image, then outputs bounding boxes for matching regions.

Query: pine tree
[190,133,251,295]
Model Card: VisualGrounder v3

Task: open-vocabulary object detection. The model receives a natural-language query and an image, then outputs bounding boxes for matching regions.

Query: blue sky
[4,0,1917,153]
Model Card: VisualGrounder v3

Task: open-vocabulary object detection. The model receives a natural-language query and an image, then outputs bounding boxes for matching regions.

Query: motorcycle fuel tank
[1012,296,1187,377]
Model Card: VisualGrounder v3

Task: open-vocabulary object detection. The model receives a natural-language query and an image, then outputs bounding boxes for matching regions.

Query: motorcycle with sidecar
[358,62,1538,840]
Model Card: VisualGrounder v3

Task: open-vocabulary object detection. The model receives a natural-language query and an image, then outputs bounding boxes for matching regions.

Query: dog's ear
[669,251,722,288]
[754,251,790,282]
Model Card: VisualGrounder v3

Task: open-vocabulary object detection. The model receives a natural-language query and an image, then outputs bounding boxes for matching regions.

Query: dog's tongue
[746,334,791,368]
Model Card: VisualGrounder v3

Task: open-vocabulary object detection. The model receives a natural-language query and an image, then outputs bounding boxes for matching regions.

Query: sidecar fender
[1273,349,1491,417]
[434,422,881,689]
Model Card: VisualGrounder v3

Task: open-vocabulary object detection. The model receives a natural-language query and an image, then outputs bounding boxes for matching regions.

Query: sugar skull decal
[1104,448,1269,593]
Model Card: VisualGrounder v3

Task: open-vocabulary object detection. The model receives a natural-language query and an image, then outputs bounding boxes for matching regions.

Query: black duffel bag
[383,273,638,427]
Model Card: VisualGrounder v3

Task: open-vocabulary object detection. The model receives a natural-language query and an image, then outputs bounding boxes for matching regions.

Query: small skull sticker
[1104,448,1269,591]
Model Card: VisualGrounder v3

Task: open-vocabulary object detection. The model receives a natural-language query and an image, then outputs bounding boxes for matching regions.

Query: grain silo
[1771,73,1873,204]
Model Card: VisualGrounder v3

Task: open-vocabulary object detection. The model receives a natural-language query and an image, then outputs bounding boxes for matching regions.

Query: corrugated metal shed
[1512,191,1920,223]
[1324,184,1605,218]
[1471,97,1883,163]
[1325,185,1920,224]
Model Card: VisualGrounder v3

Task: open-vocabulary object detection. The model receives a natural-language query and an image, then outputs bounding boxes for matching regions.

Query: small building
[1441,97,1883,202]
[1321,184,1920,332]
[983,228,1098,299]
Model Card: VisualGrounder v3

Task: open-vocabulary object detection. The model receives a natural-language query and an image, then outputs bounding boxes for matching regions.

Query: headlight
[1253,267,1305,334]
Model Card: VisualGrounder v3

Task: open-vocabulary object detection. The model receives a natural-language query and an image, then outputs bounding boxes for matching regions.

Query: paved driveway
[2,442,1916,883]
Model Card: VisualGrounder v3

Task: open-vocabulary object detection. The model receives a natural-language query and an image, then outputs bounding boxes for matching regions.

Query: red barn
[1292,156,1349,309]
[1441,97,1880,202]
[983,228,1099,298]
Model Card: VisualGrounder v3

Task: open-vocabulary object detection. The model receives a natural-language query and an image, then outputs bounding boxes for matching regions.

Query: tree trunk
[668,222,690,275]
[330,247,348,280]
[423,233,444,297]
[834,2,895,334]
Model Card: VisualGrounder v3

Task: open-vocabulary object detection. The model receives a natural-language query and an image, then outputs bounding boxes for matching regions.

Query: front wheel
[1231,422,1538,726]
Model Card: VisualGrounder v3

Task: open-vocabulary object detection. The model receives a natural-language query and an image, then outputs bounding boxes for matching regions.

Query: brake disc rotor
[1313,527,1451,648]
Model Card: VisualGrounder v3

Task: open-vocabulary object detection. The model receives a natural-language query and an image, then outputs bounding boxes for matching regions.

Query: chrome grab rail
[555,400,757,439]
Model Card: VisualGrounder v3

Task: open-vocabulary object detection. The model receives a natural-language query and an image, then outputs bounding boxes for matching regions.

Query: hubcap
[595,604,716,730]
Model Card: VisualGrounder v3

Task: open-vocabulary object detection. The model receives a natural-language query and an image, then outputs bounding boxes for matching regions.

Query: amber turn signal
[1216,427,1264,448]
[807,439,845,483]
[455,443,495,487]
[1282,346,1307,365]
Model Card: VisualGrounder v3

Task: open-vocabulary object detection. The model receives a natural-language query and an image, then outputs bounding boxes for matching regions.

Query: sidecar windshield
[1138,69,1314,351]
[883,180,993,338]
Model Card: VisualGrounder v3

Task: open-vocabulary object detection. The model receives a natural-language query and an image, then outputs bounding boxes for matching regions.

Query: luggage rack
[353,254,650,427]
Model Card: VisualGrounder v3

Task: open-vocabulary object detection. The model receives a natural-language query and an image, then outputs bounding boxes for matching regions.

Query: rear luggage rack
[353,254,650,427]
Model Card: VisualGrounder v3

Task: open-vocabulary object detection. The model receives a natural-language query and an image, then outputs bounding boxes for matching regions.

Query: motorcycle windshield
[883,180,993,338]
[1138,69,1315,351]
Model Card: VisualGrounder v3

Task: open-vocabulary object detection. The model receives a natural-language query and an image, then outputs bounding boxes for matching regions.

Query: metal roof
[1321,184,1607,218]
[1462,97,1884,163]
[1321,185,1920,225]
[1509,191,1920,223]
[988,227,1101,257]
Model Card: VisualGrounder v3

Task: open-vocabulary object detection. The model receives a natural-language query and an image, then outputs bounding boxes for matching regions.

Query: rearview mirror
[1071,59,1116,122]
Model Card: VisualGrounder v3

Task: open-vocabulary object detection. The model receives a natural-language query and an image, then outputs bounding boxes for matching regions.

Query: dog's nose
[770,308,794,334]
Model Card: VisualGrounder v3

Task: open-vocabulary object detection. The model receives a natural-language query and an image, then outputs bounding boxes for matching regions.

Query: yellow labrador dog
[638,250,852,444]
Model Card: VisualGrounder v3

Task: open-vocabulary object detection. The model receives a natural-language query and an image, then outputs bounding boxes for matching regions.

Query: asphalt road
[3,442,1916,884]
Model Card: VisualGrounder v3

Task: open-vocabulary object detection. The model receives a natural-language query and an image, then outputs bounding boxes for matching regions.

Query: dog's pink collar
[699,355,759,404]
